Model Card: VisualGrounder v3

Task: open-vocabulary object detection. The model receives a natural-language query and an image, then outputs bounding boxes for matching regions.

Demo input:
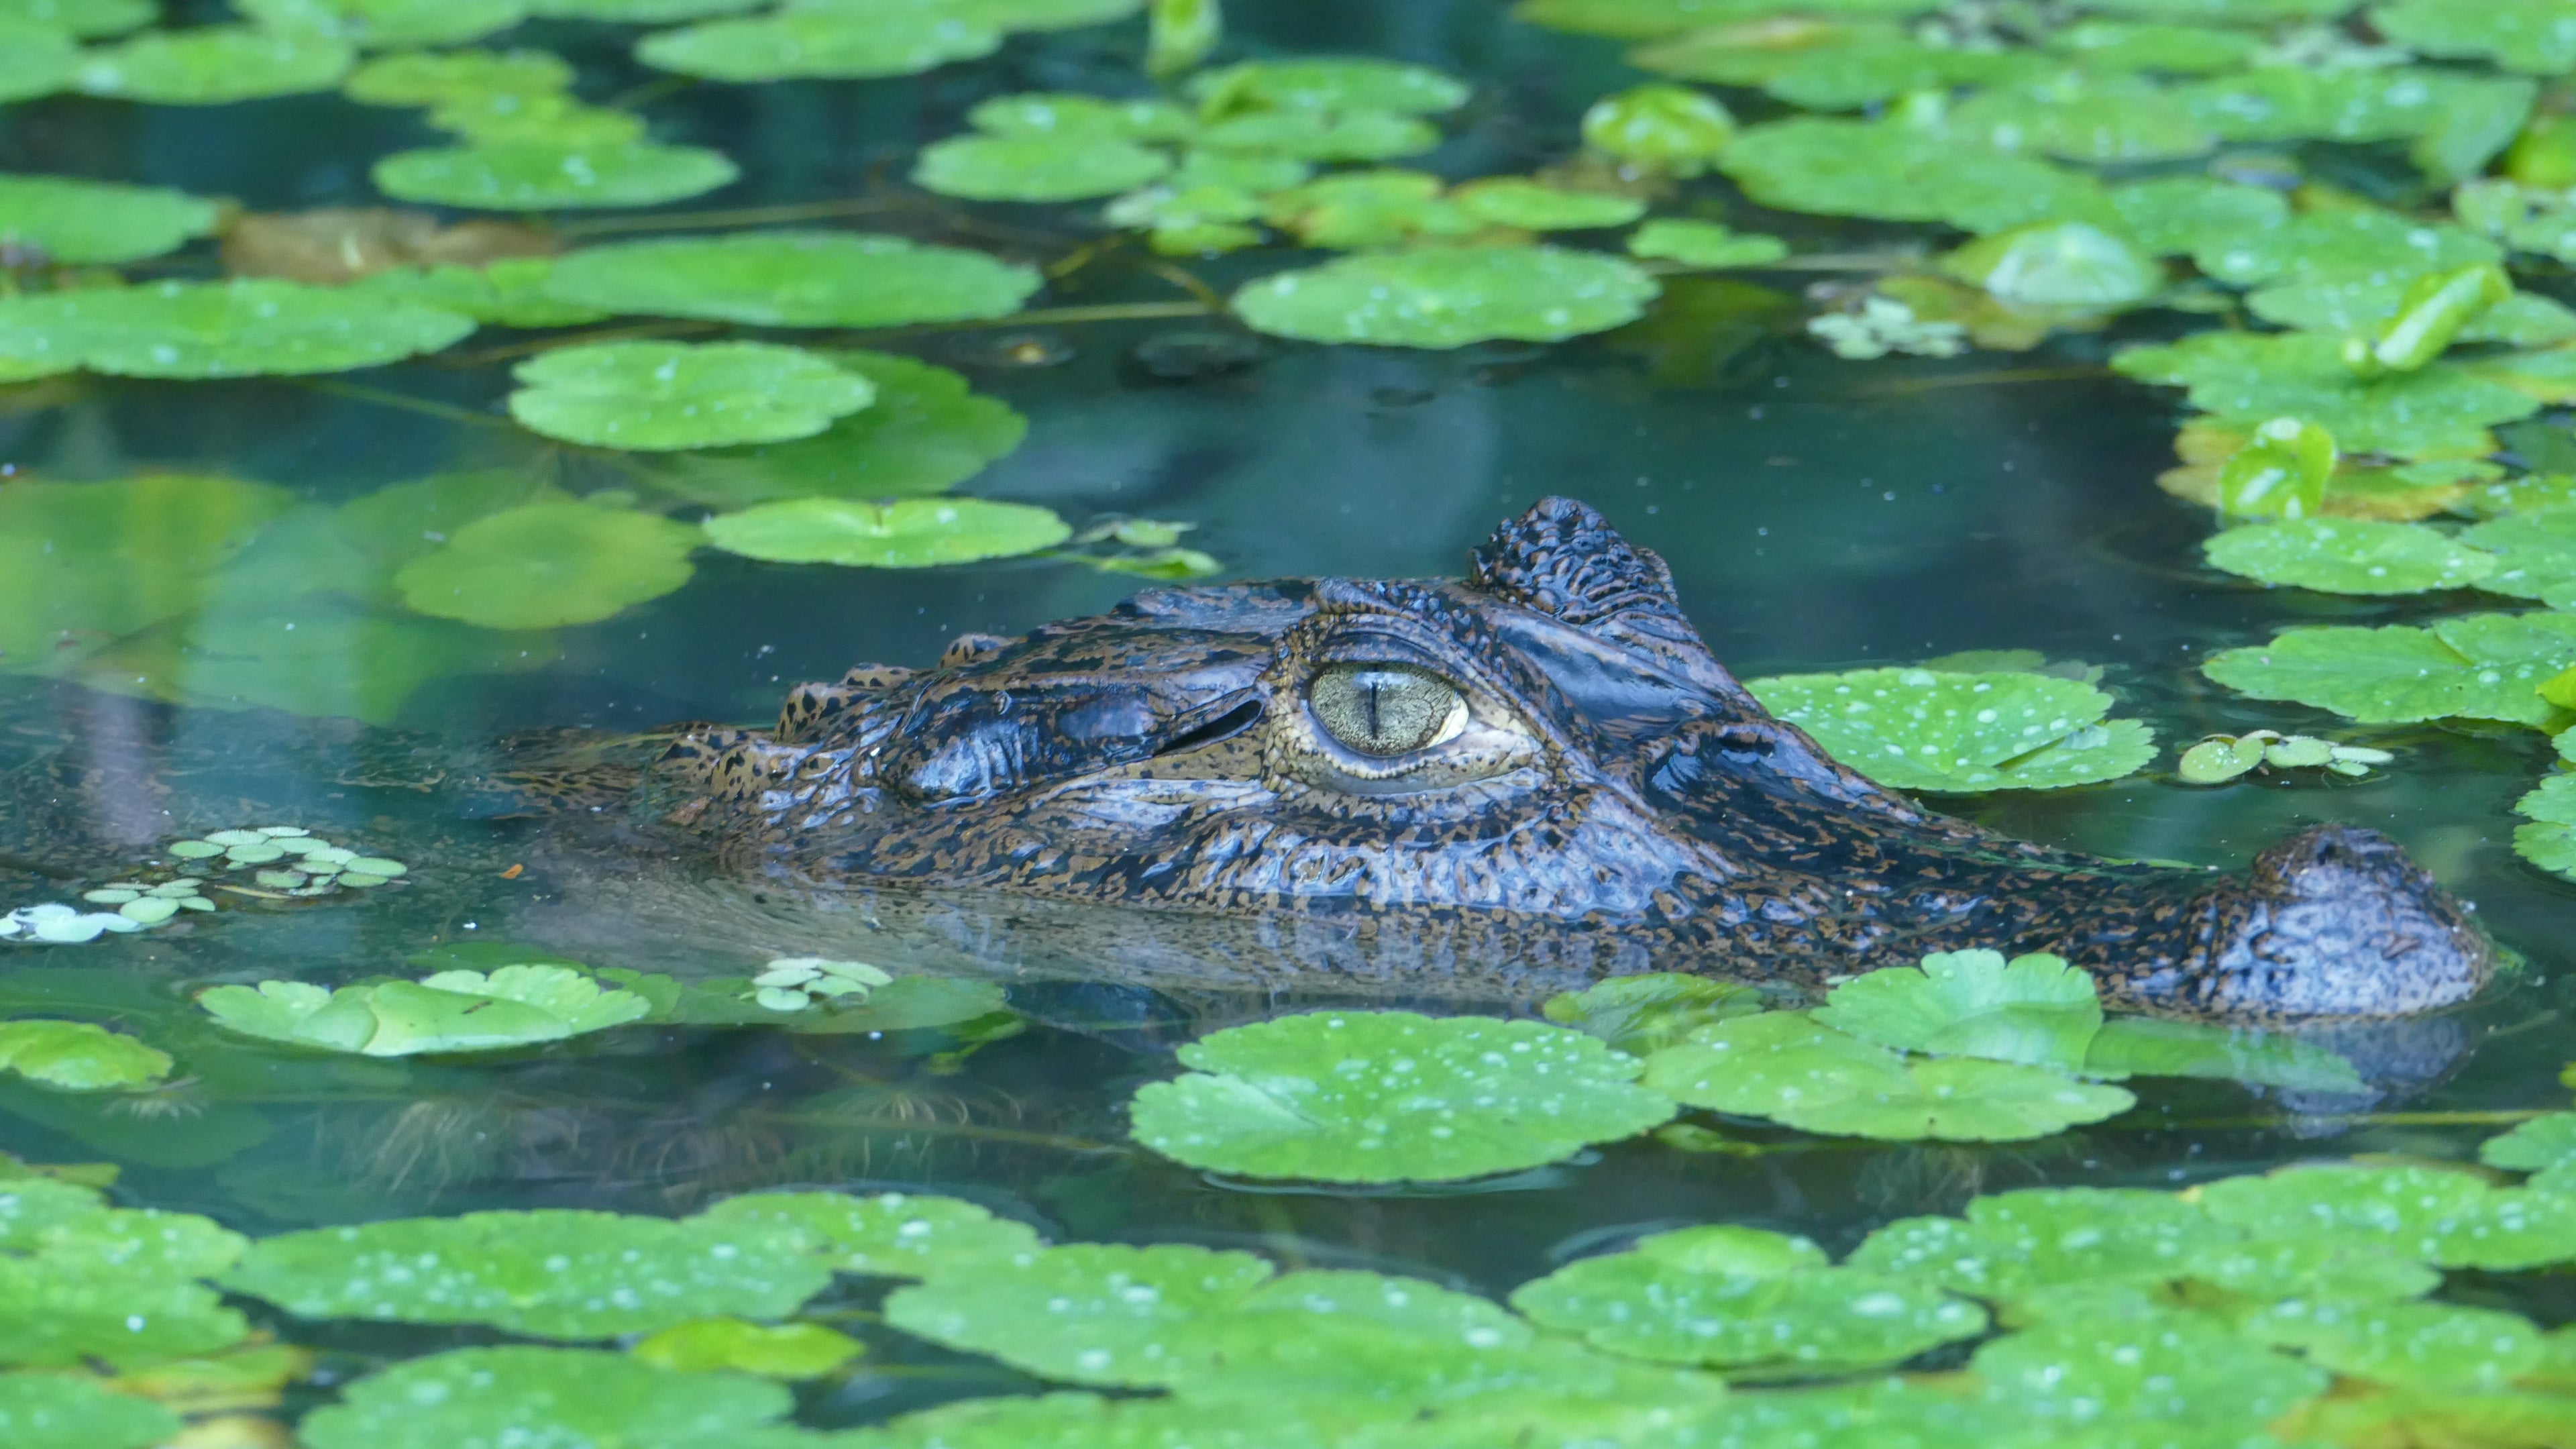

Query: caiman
[641,496,2491,1025]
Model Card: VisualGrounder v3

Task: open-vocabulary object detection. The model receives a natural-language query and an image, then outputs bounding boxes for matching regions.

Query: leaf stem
[553,197,914,239]
[294,379,511,429]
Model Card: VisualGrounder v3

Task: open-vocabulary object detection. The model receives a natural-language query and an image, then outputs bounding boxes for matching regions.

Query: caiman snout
[2175,824,2494,1022]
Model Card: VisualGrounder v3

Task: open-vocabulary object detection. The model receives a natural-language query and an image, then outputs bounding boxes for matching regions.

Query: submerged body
[651,498,2488,1024]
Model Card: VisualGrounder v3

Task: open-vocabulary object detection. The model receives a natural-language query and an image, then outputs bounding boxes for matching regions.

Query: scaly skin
[651,498,2491,1023]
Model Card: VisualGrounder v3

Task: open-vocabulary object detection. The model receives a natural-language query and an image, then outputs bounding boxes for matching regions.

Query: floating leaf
[1450,179,1645,231]
[702,496,1070,568]
[2204,518,2498,595]
[238,0,525,48]
[199,964,652,1056]
[2254,1297,2543,1391]
[343,46,572,104]
[0,1374,180,1449]
[374,142,738,211]
[659,350,1026,507]
[298,1347,798,1449]
[1258,169,1473,250]
[0,0,152,37]
[2178,66,2537,182]
[883,1243,1273,1387]
[1949,68,2214,162]
[392,498,699,627]
[1972,1312,2327,1442]
[0,1179,248,1368]
[2113,331,2539,460]
[694,1191,1042,1279]
[915,134,1170,203]
[544,231,1039,329]
[1746,667,2153,792]
[2108,175,2287,260]
[2459,506,2576,608]
[2194,208,2501,290]
[533,0,764,17]
[225,1210,829,1338]
[0,174,217,265]
[0,1022,170,1091]
[2214,416,2337,519]
[1234,245,1658,349]
[73,25,354,103]
[1627,219,1786,269]
[1642,1013,2133,1142]
[2047,17,2259,73]
[2371,0,2576,75]
[1509,1225,1987,1375]
[636,8,1001,82]
[631,1318,862,1378]
[1813,949,2102,1072]
[0,22,72,104]
[0,280,473,379]
[968,92,1191,141]
[1195,108,1440,162]
[1719,117,2109,236]
[1188,57,1468,116]
[1130,1010,1674,1183]
[507,340,874,453]
[1540,974,1770,1056]
[1851,1187,2237,1303]
[2481,1111,2576,1192]
[347,258,609,329]
[2201,612,2576,726]
[1941,220,2159,309]
[2199,1163,2576,1270]
[1582,83,1736,172]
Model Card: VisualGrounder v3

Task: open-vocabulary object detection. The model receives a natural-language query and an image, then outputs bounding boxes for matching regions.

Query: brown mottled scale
[652,498,2492,1024]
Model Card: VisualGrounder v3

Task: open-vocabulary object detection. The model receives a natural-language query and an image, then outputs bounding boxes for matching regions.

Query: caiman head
[657,497,2493,1023]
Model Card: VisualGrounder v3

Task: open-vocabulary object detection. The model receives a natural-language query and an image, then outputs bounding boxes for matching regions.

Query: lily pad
[0,1180,248,1368]
[882,1243,1273,1387]
[508,340,875,453]
[1582,83,1737,172]
[1972,1311,2327,1442]
[2204,518,2499,595]
[1627,219,1786,269]
[700,496,1071,568]
[297,1346,799,1449]
[343,46,572,104]
[2201,612,2576,726]
[224,1210,830,1338]
[1131,1010,1674,1183]
[2459,506,2576,608]
[2113,331,2540,460]
[660,351,1026,507]
[1450,179,1645,231]
[0,23,72,104]
[0,1022,171,1091]
[73,25,354,103]
[2198,1163,2576,1271]
[2194,207,2501,290]
[2481,1111,2576,1192]
[1642,1012,2133,1142]
[1234,246,1659,349]
[347,258,609,329]
[2372,0,2576,74]
[631,1318,862,1377]
[1814,949,2102,1072]
[199,964,653,1056]
[1509,1225,1987,1375]
[1949,68,2215,162]
[1540,974,1770,1056]
[0,174,218,265]
[1188,57,1468,116]
[531,0,765,18]
[2254,1297,2543,1391]
[1941,220,2159,309]
[1745,667,2154,792]
[237,0,526,48]
[1853,1187,2239,1307]
[374,142,739,210]
[2108,175,2288,259]
[0,0,152,36]
[1719,117,2109,236]
[543,231,1040,329]
[915,134,1170,203]
[636,9,1001,82]
[0,1374,180,1449]
[692,1191,1042,1279]
[2047,17,2260,72]
[969,92,1191,141]
[0,280,473,379]
[393,498,699,627]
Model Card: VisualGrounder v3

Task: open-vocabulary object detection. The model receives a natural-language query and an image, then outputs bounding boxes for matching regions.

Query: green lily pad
[0,22,72,104]
[0,1021,171,1091]
[2372,0,2576,74]
[199,964,653,1056]
[1188,57,1468,115]
[1540,974,1770,1056]
[543,231,1039,329]
[2254,1297,2543,1391]
[968,92,1191,140]
[659,351,1026,507]
[2176,66,2534,171]
[2204,518,2498,595]
[883,1243,1273,1387]
[343,46,572,104]
[2199,1163,2576,1270]
[1973,1311,2328,1441]
[347,258,610,329]
[1942,220,2159,309]
[0,1179,249,1368]
[914,134,1170,203]
[507,340,875,452]
[1719,117,2109,236]
[0,280,473,379]
[692,1191,1042,1279]
[237,0,525,48]
[224,1210,830,1338]
[1745,667,2154,792]
[374,142,738,210]
[73,25,354,103]
[394,498,699,627]
[2522,773,2576,875]
[2108,175,2288,259]
[2458,506,2576,608]
[1949,68,2215,162]
[297,1346,799,1449]
[2194,207,2502,290]
[1258,169,1474,250]
[1627,218,1786,269]
[1,1175,247,1277]
[1509,1225,1987,1375]
[631,1318,862,1378]
[1642,1012,2133,1142]
[0,174,217,264]
[635,8,1001,82]
[0,0,152,37]
[1234,246,1659,349]
[1582,83,1737,172]
[1450,179,1645,231]
[2201,612,2576,725]
[2113,331,2540,460]
[1813,949,2102,1072]
[2047,17,2261,72]
[1637,25,2043,111]
[700,496,1071,568]
[0,1374,180,1449]
[2481,1111,2576,1192]
[532,0,764,17]
[1196,108,1442,163]
[1850,1187,2235,1303]
[1128,1010,1674,1183]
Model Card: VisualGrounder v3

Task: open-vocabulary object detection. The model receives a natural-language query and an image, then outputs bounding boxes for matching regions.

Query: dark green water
[2,0,2572,1430]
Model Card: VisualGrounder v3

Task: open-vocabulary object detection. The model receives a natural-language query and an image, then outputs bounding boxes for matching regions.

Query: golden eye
[1307,663,1466,757]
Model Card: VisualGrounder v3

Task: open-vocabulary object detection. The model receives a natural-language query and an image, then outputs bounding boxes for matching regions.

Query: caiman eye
[1307,662,1467,757]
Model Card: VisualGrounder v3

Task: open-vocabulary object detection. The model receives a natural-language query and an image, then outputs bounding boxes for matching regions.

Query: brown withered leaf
[221,208,555,284]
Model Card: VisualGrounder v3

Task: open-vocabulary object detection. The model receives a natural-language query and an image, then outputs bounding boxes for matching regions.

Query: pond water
[4,1,2576,1444]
